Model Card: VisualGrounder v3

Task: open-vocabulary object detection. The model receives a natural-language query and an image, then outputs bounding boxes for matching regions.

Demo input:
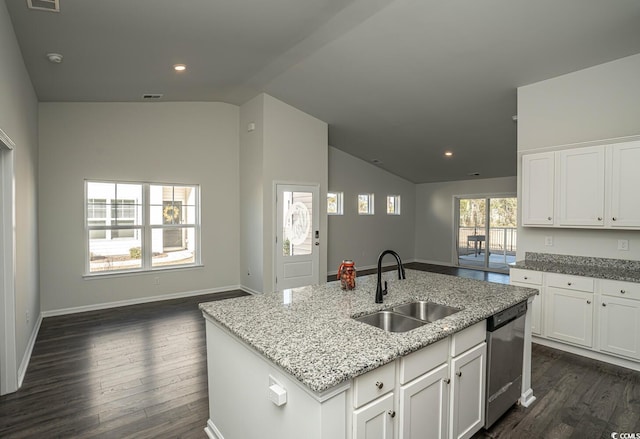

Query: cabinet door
[558,146,605,226]
[449,343,486,439]
[521,152,555,225]
[546,287,593,347]
[511,282,542,335]
[608,140,640,227]
[599,296,640,360]
[353,392,395,439]
[399,363,449,439]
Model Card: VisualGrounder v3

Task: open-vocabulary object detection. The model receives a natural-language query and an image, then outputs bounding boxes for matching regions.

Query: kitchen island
[200,269,537,439]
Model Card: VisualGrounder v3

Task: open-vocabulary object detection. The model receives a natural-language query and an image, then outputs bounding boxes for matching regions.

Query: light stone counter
[512,252,640,283]
[199,269,536,393]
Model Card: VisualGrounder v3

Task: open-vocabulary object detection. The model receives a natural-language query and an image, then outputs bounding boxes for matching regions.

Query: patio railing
[458,227,517,256]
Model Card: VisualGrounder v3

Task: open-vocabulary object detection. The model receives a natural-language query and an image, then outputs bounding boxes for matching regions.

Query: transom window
[85,180,200,275]
[387,195,401,215]
[358,193,375,215]
[327,192,343,215]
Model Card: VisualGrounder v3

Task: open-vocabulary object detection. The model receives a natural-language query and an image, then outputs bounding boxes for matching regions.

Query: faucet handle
[383,281,388,295]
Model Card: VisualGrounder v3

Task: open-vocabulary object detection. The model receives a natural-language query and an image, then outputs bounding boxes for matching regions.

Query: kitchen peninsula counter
[199,269,536,393]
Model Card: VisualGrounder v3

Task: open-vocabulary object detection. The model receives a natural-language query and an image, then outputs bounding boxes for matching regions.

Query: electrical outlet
[544,236,553,246]
[618,239,629,251]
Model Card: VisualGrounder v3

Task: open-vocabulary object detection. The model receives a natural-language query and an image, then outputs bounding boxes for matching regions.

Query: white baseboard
[412,258,455,267]
[240,285,261,295]
[18,312,42,388]
[205,419,224,439]
[41,285,243,318]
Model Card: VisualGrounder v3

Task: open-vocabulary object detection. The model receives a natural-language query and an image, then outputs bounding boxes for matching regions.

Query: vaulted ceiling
[6,0,640,182]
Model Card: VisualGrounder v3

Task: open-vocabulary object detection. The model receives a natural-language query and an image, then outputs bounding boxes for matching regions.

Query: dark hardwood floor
[2,266,639,438]
[0,290,248,439]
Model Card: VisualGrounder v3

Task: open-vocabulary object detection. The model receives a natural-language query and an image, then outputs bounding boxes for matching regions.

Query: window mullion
[143,183,152,270]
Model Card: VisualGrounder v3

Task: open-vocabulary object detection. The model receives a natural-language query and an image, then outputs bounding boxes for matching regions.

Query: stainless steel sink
[392,301,461,322]
[354,310,426,333]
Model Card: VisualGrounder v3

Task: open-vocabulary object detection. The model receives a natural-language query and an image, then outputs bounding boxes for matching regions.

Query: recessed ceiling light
[173,64,187,72]
[444,151,453,157]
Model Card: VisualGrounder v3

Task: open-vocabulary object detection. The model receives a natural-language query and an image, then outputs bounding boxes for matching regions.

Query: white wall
[328,147,415,272]
[415,177,516,265]
[38,102,240,312]
[239,94,328,293]
[0,1,40,386]
[517,54,640,261]
[239,94,264,294]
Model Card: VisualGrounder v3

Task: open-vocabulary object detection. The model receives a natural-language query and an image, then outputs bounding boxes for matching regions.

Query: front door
[275,184,319,291]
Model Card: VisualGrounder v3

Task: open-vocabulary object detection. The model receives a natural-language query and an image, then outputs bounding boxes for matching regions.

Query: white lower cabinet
[399,363,449,439]
[352,322,486,439]
[510,267,640,371]
[598,279,640,361]
[449,343,487,439]
[545,286,593,347]
[510,269,543,335]
[354,393,395,439]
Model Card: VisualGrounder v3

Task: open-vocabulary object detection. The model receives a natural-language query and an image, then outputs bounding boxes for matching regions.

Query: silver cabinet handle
[597,217,602,221]
[524,276,528,280]
[602,303,607,307]
[612,217,617,221]
[443,378,451,384]
[547,217,552,221]
[567,282,572,286]
[587,300,591,304]
[388,410,396,418]
[456,371,462,377]
[620,290,626,294]
[375,381,383,389]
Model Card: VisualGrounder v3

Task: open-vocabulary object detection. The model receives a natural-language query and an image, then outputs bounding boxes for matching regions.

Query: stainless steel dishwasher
[484,300,527,428]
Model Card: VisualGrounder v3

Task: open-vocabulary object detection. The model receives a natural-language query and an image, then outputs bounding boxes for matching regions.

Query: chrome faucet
[375,250,406,303]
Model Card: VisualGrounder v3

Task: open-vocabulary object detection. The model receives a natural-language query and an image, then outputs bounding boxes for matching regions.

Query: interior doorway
[455,195,517,272]
[0,130,17,395]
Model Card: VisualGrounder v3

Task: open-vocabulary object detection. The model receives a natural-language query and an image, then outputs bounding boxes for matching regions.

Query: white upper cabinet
[521,140,640,229]
[608,140,640,228]
[521,152,555,225]
[557,146,605,226]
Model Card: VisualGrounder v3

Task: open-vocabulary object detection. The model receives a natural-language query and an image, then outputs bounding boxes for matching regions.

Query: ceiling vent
[27,0,60,12]
[142,94,163,100]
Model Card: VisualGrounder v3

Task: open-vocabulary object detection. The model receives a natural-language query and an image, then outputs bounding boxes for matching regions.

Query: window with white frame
[327,192,343,215]
[85,180,200,274]
[387,195,401,215]
[358,193,374,215]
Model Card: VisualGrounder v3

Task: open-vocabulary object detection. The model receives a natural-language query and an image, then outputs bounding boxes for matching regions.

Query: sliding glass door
[455,196,517,272]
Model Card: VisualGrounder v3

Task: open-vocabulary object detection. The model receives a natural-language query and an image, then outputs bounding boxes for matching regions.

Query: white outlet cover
[618,239,629,251]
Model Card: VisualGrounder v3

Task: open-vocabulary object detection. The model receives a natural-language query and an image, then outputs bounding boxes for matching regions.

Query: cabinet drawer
[599,279,640,301]
[546,273,594,292]
[510,268,542,285]
[450,320,486,357]
[353,361,395,408]
[399,338,448,385]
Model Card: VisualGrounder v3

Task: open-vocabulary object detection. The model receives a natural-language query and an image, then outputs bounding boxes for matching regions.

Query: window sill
[83,264,204,280]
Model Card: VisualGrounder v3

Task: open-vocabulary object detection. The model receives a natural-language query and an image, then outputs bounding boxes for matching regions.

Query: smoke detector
[46,53,63,63]
[27,0,60,12]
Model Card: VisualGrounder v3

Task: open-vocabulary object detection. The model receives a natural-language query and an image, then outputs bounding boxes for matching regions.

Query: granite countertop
[511,253,640,283]
[199,269,536,393]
